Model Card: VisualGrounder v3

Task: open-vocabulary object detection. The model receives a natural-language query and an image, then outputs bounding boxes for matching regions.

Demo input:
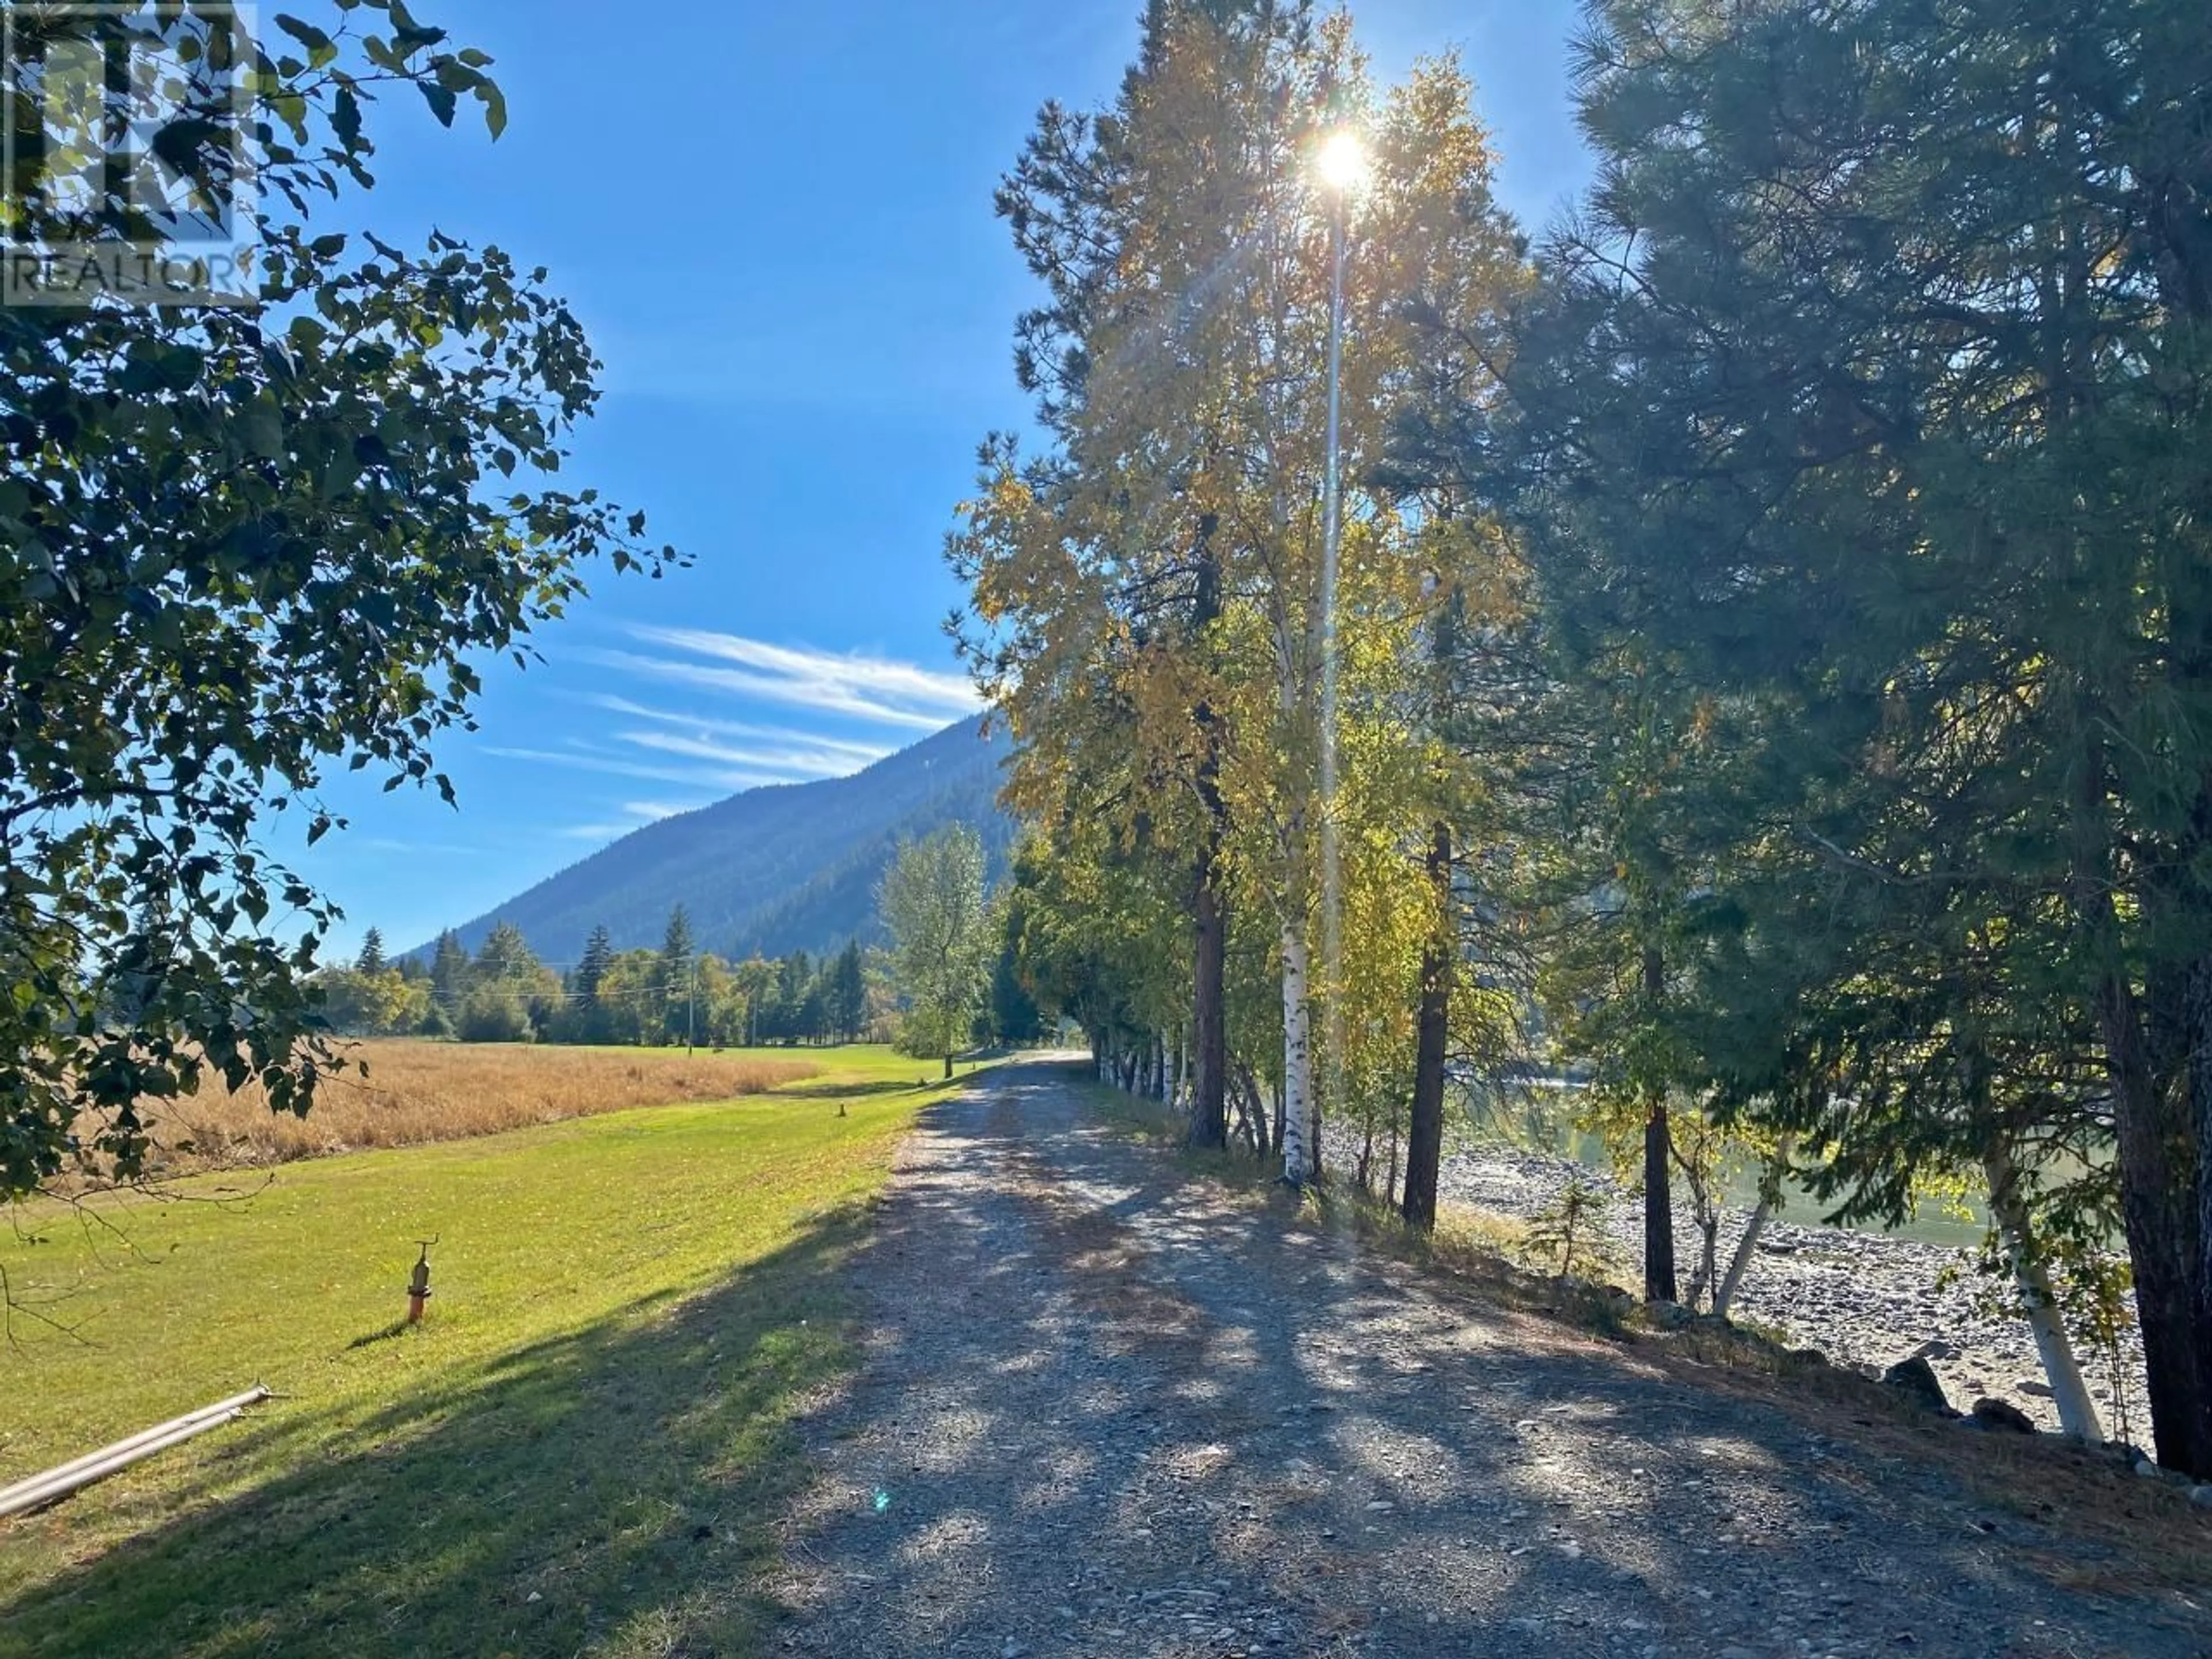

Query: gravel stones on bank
[1373,1131,2154,1440]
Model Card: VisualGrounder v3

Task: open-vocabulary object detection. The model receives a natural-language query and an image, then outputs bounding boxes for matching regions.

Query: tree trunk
[1280,914,1314,1184]
[1237,1063,1270,1157]
[1641,947,1679,1305]
[2189,952,2212,1466]
[1983,1138,2105,1444]
[2078,741,2206,1469]
[1188,870,1230,1149]
[1187,514,1232,1153]
[1403,819,1452,1230]
[943,1050,954,1081]
[1712,1201,1770,1321]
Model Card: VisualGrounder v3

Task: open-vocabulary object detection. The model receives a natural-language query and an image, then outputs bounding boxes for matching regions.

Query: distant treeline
[317,904,1045,1050]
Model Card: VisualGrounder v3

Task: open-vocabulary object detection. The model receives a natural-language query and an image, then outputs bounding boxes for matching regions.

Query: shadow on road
[772,1058,2212,1659]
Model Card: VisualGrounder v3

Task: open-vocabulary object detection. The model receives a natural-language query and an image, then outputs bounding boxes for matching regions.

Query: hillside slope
[430,718,1014,961]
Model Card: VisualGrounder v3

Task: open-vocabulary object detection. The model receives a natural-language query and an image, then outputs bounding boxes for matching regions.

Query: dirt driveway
[774,1056,2211,1658]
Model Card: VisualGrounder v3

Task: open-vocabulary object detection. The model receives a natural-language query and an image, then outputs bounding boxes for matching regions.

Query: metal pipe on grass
[0,1385,270,1518]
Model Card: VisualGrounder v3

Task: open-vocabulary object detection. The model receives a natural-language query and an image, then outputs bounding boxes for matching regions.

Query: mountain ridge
[421,717,1015,963]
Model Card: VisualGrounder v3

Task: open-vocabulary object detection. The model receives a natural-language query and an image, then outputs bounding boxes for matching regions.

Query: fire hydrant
[406,1239,435,1324]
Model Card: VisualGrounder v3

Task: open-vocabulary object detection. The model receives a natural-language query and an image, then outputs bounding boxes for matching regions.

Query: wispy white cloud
[620,728,885,778]
[582,695,895,766]
[620,798,709,823]
[355,837,484,857]
[482,745,785,793]
[506,635,972,850]
[555,800,707,844]
[596,628,981,732]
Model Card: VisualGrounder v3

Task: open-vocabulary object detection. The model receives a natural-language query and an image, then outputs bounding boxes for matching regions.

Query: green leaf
[420,81,457,127]
[274,15,338,67]
[333,84,363,150]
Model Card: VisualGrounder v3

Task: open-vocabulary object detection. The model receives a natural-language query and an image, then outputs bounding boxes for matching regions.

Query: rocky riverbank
[1332,1128,2152,1441]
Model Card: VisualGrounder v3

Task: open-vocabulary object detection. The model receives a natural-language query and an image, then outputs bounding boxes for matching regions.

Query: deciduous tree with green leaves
[880,825,996,1080]
[953,2,1529,1185]
[0,2,676,1196]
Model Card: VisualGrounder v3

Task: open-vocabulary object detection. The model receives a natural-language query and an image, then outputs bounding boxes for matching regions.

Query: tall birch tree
[953,2,1527,1185]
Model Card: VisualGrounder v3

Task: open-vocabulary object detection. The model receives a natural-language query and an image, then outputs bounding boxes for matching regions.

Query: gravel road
[773,1056,2210,1658]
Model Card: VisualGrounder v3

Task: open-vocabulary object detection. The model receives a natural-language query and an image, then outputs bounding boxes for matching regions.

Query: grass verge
[0,1048,979,1658]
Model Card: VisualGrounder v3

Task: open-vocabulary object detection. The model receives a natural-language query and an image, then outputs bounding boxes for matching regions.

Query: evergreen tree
[569,924,617,1044]
[575,925,615,1002]
[473,921,559,1037]
[766,950,813,1045]
[656,906,697,1046]
[429,930,472,1012]
[798,973,831,1046]
[475,920,535,978]
[733,956,777,1046]
[354,928,388,976]
[829,939,868,1043]
[1489,0,2212,1469]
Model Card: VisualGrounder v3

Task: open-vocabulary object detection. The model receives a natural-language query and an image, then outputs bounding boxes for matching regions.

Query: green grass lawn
[0,1046,974,1659]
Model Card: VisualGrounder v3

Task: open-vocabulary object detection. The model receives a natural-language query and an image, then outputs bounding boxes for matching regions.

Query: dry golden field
[144,1041,820,1174]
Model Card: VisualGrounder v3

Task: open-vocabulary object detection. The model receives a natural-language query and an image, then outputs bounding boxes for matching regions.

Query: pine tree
[830,939,868,1043]
[472,922,558,1038]
[570,924,616,1044]
[354,927,388,976]
[475,921,535,979]
[429,930,472,1010]
[1491,0,2212,1469]
[575,924,615,1002]
[656,906,696,1046]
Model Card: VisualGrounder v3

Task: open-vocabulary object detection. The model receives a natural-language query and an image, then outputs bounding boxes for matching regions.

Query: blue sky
[301,0,1589,958]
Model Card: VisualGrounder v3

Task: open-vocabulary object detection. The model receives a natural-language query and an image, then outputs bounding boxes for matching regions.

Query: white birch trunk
[1712,1200,1772,1321]
[1279,916,1313,1184]
[1982,1140,2105,1443]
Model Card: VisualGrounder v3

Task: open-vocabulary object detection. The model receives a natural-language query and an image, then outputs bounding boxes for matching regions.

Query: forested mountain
[425,718,1014,960]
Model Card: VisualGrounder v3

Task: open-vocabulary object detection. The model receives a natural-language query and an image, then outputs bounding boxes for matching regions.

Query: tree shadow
[768,1059,2212,1658]
[772,1079,928,1101]
[0,1204,881,1659]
